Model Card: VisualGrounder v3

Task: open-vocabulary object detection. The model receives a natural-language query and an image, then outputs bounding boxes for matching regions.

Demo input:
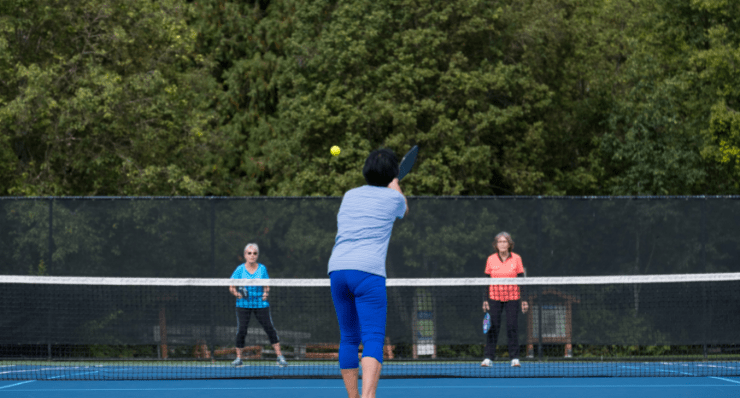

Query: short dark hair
[363,148,399,187]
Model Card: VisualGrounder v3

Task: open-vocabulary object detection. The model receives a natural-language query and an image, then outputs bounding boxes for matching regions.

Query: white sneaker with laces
[480,358,493,367]
[277,355,288,367]
[511,358,520,367]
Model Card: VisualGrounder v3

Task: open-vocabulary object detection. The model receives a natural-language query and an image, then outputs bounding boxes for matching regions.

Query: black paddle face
[398,145,418,181]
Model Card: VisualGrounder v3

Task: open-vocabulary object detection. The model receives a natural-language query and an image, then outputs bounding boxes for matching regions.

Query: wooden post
[159,305,168,359]
[384,337,395,360]
[565,302,573,357]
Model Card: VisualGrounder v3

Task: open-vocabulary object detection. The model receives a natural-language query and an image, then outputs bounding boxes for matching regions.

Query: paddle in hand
[398,145,418,181]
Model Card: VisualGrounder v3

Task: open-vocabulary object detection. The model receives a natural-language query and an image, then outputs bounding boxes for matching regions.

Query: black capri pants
[484,299,520,360]
[235,307,280,347]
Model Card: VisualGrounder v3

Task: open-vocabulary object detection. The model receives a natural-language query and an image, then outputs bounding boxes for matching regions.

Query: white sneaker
[480,358,493,367]
[511,358,520,367]
[277,355,288,367]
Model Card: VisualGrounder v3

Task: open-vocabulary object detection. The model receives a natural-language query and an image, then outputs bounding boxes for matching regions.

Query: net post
[47,198,53,360]
[701,198,708,360]
[209,199,217,361]
[537,292,543,360]
[159,305,168,360]
[536,198,543,361]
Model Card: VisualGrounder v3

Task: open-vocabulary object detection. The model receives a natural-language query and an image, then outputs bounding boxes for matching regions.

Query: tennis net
[1,273,739,380]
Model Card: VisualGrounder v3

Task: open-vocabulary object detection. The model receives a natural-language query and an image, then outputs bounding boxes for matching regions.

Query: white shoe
[511,358,520,367]
[277,355,288,367]
[480,358,493,367]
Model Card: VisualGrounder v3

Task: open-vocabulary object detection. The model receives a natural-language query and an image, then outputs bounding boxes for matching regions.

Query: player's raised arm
[387,178,408,217]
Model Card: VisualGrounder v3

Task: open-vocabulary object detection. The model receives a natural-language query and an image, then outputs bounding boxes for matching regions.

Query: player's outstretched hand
[482,301,490,312]
[387,178,402,193]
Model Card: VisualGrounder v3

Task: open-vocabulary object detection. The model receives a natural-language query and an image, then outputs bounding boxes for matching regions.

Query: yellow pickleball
[330,146,341,156]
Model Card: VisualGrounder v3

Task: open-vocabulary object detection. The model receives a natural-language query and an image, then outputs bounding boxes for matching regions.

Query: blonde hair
[493,232,514,252]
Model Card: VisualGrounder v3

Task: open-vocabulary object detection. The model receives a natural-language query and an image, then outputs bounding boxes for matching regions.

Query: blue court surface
[2,361,740,397]
[1,377,740,398]
[2,360,740,379]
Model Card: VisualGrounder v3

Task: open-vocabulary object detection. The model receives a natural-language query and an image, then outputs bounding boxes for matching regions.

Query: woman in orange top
[481,232,529,368]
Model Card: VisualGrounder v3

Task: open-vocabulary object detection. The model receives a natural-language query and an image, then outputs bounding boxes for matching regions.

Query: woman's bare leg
[360,356,382,398]
[272,343,282,357]
[341,368,361,398]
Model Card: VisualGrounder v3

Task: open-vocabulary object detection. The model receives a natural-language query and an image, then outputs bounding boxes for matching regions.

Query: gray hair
[243,243,259,253]
[493,232,514,251]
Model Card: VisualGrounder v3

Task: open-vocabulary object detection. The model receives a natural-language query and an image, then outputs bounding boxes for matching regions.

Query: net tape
[3,272,739,286]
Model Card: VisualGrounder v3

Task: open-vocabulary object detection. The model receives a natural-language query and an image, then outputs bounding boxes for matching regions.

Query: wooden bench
[205,345,263,359]
[303,338,395,360]
[153,325,310,360]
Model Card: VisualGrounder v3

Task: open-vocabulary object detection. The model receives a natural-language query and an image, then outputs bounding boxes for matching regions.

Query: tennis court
[2,377,740,398]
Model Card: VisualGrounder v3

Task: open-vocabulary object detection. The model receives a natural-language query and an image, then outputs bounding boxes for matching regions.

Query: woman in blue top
[328,148,408,398]
[229,243,287,367]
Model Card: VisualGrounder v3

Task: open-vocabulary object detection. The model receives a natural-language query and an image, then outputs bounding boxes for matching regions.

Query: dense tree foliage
[598,0,740,194]
[1,0,739,196]
[0,0,217,195]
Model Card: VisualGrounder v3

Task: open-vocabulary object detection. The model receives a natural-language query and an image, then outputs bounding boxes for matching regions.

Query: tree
[0,0,218,196]
[4,0,740,197]
[703,102,740,190]
[598,0,740,194]
[693,1,740,190]
[252,0,573,196]
[191,0,294,196]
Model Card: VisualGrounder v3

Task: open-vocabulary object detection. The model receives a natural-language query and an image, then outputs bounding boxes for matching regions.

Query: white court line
[710,377,740,385]
[0,367,68,375]
[86,362,333,368]
[47,371,100,380]
[697,364,740,370]
[0,381,35,390]
[656,370,696,376]
[621,365,695,376]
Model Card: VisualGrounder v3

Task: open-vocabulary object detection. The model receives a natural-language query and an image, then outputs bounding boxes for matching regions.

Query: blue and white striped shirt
[327,185,406,278]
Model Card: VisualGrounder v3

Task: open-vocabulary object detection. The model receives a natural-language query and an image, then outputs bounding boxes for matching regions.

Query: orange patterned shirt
[485,252,524,301]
